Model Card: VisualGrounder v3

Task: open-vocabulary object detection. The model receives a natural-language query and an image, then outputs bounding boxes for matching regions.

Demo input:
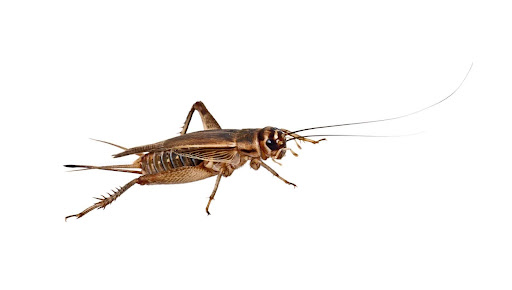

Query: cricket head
[258,126,288,160]
[255,126,325,163]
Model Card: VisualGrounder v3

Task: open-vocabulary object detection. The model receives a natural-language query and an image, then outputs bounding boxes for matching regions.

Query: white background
[1,1,511,289]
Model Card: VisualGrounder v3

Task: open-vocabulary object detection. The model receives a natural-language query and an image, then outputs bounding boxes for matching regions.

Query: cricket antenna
[286,133,420,141]
[289,63,473,135]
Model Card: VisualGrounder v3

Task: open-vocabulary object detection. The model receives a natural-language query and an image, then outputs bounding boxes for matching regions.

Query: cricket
[65,66,471,220]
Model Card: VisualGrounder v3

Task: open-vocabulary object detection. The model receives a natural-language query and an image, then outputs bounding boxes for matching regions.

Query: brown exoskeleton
[65,101,323,220]
[65,65,472,220]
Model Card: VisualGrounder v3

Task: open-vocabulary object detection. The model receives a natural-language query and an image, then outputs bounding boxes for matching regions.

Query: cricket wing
[113,129,239,158]
[173,147,241,164]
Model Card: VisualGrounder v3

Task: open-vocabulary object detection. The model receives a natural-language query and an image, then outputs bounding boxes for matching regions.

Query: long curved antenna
[287,133,419,141]
[289,64,473,135]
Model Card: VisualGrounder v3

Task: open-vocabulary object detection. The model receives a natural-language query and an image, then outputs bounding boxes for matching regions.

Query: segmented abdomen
[141,150,203,174]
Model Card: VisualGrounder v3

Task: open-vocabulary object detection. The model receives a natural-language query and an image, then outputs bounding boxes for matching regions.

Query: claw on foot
[65,214,77,222]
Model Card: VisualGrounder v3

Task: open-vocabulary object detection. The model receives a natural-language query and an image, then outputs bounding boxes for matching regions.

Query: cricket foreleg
[205,169,224,215]
[181,101,221,135]
[250,159,296,187]
[65,178,139,221]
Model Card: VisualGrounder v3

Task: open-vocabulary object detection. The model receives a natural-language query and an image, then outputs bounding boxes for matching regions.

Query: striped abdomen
[141,150,203,175]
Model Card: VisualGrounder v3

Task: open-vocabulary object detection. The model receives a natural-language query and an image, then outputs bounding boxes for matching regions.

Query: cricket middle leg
[205,169,225,215]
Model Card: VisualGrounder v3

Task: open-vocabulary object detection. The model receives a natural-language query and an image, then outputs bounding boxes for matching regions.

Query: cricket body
[65,101,321,220]
[65,65,472,220]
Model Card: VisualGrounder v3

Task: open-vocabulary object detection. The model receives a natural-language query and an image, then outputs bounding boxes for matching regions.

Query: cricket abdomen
[141,150,203,175]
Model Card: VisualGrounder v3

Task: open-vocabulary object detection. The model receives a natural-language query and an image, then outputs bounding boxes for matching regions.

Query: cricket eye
[266,139,279,150]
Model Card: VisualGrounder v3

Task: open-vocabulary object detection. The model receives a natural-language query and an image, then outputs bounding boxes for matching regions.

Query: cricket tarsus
[65,178,138,221]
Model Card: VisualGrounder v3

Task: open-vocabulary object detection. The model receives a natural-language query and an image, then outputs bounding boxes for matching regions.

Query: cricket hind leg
[65,178,139,221]
[181,101,221,135]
